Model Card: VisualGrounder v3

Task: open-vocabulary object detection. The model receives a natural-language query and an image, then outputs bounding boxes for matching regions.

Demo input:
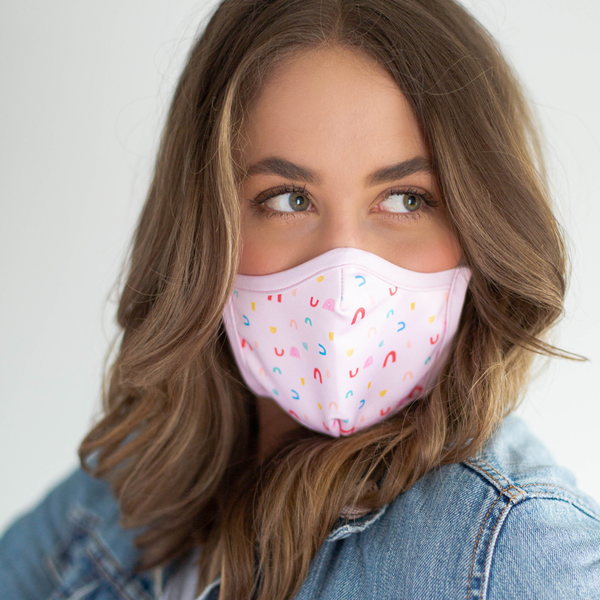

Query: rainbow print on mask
[222,247,470,437]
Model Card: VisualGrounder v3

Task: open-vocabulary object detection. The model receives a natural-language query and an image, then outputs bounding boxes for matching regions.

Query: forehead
[238,46,429,180]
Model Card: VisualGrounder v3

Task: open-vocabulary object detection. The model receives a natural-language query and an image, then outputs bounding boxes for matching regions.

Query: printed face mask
[223,247,471,437]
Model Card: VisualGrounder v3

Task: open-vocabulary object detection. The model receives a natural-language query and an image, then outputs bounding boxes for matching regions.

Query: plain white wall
[1,0,599,535]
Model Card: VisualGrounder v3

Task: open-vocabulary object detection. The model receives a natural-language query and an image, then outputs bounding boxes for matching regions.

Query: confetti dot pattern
[223,248,470,437]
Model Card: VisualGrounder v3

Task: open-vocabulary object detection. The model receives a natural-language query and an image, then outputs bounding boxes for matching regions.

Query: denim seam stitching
[479,495,519,600]
[44,502,104,595]
[44,551,66,590]
[87,544,135,600]
[465,460,528,600]
[464,459,526,499]
[467,458,600,519]
[518,483,600,518]
[86,536,151,600]
[64,581,102,600]
[465,458,519,492]
[473,457,599,510]
[467,492,500,600]
[48,586,69,600]
[66,505,150,600]
[479,494,600,600]
[514,488,600,523]
[474,458,513,488]
[463,459,512,496]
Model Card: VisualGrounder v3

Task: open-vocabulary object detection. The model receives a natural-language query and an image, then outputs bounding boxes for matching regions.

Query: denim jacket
[2,414,600,600]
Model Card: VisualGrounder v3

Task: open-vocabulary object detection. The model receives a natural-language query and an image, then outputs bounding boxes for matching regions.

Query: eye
[380,191,424,213]
[264,190,311,212]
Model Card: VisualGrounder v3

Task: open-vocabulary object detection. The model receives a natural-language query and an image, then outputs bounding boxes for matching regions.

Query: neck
[256,395,305,463]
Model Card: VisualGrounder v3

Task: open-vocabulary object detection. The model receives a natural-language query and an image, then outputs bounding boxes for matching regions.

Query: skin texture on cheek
[239,208,460,275]
[236,46,462,276]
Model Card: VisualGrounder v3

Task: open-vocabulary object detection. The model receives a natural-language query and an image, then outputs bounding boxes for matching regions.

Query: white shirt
[158,548,201,600]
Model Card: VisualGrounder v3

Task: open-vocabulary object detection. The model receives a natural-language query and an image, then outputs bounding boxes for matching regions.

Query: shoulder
[0,462,151,599]
[349,415,600,599]
[464,415,600,598]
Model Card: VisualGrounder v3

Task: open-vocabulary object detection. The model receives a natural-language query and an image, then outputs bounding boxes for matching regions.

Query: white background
[1,0,599,534]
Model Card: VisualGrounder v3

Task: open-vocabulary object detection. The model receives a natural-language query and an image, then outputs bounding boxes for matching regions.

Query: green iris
[404,194,422,211]
[289,192,310,211]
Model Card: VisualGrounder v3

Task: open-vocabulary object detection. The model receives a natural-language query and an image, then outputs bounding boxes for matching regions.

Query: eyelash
[249,184,438,221]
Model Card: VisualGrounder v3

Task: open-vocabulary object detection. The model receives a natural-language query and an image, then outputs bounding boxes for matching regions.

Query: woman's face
[236,46,461,276]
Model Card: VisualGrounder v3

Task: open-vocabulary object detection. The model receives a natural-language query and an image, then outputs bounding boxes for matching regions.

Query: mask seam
[234,262,466,293]
[442,268,460,348]
[421,268,461,394]
[438,268,461,360]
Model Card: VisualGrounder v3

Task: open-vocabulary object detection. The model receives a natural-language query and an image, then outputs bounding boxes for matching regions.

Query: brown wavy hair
[79,0,579,598]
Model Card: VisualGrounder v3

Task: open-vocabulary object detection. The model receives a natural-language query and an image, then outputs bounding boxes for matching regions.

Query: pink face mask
[223,247,471,437]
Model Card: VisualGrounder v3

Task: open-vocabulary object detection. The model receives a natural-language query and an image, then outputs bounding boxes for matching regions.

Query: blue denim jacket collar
[42,489,391,599]
[3,414,600,600]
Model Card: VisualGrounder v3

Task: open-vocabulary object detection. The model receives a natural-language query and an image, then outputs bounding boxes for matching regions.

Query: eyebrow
[243,155,432,186]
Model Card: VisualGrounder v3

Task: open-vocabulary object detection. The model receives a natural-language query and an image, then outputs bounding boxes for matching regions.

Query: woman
[1,0,599,598]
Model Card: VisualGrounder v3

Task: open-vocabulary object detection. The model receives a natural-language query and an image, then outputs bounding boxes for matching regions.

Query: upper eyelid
[381,187,435,204]
[253,183,309,204]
